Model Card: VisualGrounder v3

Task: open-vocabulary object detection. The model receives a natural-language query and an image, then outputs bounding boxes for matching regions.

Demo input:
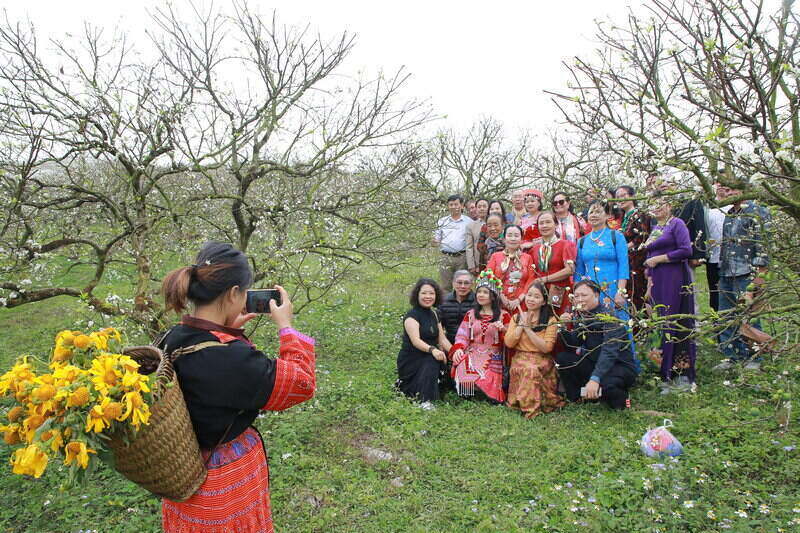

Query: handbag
[501,346,511,393]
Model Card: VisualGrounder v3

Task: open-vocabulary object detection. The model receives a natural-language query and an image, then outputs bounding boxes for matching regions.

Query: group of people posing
[398,178,770,417]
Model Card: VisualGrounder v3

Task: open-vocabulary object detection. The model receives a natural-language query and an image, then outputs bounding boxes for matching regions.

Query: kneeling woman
[505,281,565,418]
[396,278,452,403]
[449,271,510,403]
[159,242,315,533]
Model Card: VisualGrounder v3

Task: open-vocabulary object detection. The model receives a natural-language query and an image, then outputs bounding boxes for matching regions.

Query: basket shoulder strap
[170,341,229,361]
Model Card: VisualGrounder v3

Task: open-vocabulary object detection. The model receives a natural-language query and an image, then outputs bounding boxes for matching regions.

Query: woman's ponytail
[162,266,194,313]
[161,242,253,314]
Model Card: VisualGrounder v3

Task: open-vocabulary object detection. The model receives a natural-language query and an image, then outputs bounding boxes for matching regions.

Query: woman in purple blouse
[643,196,697,393]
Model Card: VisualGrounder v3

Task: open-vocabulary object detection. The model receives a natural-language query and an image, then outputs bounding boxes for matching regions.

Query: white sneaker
[743,361,761,371]
[419,401,436,411]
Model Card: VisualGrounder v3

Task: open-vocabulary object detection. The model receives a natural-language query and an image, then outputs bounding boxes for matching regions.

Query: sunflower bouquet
[0,327,153,481]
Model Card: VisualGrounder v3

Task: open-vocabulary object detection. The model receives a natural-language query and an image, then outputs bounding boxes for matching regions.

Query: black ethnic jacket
[558,304,638,380]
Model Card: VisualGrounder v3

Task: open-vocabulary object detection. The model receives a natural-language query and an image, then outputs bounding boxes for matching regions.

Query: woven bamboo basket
[108,345,207,501]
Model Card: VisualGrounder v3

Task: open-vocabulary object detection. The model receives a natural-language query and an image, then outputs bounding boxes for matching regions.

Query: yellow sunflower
[88,354,122,394]
[52,345,73,362]
[121,391,151,429]
[85,397,122,433]
[22,414,45,442]
[66,386,91,408]
[121,371,150,394]
[118,355,140,374]
[41,429,64,453]
[88,332,109,351]
[0,423,22,445]
[0,360,36,396]
[63,441,96,469]
[72,334,93,350]
[84,404,108,434]
[55,330,76,347]
[10,444,49,478]
[51,363,84,385]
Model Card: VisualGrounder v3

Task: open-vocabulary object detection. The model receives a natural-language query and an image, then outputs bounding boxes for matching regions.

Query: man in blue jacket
[556,280,639,409]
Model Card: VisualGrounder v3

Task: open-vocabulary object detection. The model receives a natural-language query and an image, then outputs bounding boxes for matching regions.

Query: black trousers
[706,261,721,312]
[556,351,637,410]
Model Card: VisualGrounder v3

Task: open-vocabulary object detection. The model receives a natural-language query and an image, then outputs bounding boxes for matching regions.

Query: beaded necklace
[589,227,607,246]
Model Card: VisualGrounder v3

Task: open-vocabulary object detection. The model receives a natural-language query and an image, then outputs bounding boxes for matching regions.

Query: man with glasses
[439,270,476,344]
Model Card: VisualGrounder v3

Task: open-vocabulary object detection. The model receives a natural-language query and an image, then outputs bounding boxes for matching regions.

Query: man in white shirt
[433,194,473,289]
[705,181,732,311]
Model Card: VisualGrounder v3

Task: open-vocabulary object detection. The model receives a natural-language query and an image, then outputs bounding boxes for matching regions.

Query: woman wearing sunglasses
[551,192,590,244]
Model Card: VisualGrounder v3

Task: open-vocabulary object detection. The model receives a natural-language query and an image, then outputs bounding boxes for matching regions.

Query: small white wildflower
[683,500,694,508]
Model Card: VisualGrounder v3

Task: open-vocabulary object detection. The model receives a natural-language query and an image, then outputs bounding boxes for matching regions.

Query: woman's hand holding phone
[269,285,293,329]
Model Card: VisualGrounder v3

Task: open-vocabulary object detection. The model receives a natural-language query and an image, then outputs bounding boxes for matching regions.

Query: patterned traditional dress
[528,237,577,315]
[505,315,564,418]
[620,207,652,315]
[486,250,533,313]
[450,309,510,402]
[160,317,316,533]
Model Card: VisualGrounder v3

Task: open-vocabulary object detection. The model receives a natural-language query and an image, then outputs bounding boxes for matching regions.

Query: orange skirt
[162,427,273,533]
[507,350,565,418]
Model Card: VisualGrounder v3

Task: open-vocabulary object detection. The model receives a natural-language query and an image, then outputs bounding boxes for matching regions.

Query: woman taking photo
[449,271,510,403]
[528,211,576,315]
[505,282,564,418]
[396,278,452,404]
[159,242,315,533]
[644,196,697,393]
[486,225,533,313]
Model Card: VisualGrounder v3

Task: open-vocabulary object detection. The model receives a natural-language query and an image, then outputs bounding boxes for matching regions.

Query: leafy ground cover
[0,258,798,532]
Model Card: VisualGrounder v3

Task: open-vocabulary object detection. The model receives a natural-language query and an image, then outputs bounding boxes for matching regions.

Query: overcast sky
[3,1,643,135]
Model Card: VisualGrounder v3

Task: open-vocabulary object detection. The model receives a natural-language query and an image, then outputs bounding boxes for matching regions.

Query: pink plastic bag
[641,419,683,457]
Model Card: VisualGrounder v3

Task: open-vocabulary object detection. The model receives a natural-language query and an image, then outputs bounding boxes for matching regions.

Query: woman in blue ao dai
[573,201,630,307]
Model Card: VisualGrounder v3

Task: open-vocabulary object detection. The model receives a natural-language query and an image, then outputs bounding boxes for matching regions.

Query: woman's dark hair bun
[162,242,253,314]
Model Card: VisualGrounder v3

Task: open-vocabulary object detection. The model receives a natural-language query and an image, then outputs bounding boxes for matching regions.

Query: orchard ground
[0,254,798,532]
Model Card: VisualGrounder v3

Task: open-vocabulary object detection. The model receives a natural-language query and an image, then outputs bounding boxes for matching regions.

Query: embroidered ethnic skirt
[452,346,505,403]
[162,427,273,533]
[506,350,564,418]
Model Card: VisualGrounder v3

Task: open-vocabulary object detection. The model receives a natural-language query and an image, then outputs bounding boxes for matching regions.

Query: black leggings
[555,351,636,409]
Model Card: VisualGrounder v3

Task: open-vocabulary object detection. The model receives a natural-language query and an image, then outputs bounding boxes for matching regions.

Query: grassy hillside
[0,258,798,532]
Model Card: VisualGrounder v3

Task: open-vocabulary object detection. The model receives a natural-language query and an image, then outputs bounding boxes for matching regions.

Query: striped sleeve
[261,328,316,411]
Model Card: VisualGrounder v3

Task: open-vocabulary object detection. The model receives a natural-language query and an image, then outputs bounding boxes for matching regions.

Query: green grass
[0,258,798,532]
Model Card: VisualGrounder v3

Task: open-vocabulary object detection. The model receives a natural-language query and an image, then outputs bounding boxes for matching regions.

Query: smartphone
[246,289,281,314]
[580,386,602,398]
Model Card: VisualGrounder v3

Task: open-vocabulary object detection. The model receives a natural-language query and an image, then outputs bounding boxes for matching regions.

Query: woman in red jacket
[527,211,577,315]
[486,225,533,313]
[159,242,315,533]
